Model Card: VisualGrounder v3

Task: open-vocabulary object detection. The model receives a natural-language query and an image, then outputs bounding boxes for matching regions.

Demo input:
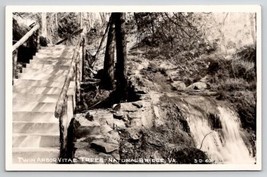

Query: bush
[232,59,255,81]
[58,12,80,39]
[226,91,256,132]
[237,45,256,63]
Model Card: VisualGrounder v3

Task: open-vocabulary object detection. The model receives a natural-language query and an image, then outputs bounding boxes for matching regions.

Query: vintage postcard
[5,5,262,171]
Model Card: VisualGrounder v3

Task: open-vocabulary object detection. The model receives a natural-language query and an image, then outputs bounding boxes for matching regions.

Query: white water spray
[186,105,255,164]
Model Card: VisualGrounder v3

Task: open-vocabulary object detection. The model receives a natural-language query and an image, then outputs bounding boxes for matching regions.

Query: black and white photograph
[5,5,261,171]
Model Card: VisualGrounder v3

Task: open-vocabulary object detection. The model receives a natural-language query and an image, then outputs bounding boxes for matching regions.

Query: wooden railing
[12,24,40,84]
[54,31,85,158]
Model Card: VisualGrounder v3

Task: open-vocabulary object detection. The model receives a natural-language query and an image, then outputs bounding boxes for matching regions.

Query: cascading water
[185,104,255,164]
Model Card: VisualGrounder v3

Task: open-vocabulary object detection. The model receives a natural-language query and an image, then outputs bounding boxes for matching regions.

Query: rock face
[171,81,186,91]
[70,93,157,164]
[91,140,119,153]
[188,81,208,90]
[71,111,120,162]
[70,88,213,164]
[73,115,101,139]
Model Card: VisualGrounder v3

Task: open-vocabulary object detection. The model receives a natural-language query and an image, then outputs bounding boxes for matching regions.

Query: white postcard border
[5,5,262,171]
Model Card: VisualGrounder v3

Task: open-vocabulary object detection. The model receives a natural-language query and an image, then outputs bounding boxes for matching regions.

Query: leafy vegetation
[132,12,257,136]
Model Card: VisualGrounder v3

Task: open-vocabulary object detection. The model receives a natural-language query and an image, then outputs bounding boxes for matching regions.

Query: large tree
[41,12,47,38]
[102,13,128,100]
[102,15,115,90]
[113,13,128,100]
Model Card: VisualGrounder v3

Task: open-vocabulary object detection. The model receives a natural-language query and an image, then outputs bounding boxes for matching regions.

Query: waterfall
[186,105,255,164]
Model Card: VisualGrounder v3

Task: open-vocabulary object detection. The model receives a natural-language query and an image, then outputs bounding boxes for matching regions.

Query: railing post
[59,101,68,159]
[81,35,85,82]
[36,29,40,51]
[12,49,18,85]
[75,51,81,109]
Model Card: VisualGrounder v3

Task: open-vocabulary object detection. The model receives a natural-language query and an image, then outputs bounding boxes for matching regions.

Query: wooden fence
[54,32,85,158]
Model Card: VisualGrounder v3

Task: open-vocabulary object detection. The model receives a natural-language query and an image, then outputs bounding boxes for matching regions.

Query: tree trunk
[102,15,115,90]
[41,12,47,37]
[113,13,128,100]
[55,13,58,28]
[80,12,83,29]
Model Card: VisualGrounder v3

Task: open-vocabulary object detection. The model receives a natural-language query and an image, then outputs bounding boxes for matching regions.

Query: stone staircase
[12,45,75,164]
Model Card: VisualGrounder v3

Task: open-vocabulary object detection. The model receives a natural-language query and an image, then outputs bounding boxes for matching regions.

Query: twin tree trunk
[103,16,115,89]
[103,13,128,100]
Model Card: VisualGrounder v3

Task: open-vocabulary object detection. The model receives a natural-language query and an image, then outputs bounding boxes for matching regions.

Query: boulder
[127,112,142,120]
[188,82,207,90]
[113,112,126,120]
[39,36,48,47]
[91,140,119,153]
[120,102,139,112]
[132,101,143,108]
[130,119,143,128]
[83,134,105,143]
[84,111,94,121]
[112,103,121,111]
[100,124,113,134]
[171,81,186,91]
[109,131,121,142]
[113,119,126,130]
[127,129,141,142]
[73,116,101,138]
[74,142,88,149]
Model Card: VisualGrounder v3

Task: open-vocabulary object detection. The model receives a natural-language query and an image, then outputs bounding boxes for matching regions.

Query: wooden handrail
[12,24,40,85]
[12,24,40,51]
[55,35,82,118]
[54,33,85,158]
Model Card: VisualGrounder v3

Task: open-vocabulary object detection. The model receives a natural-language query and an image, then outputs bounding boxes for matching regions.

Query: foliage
[134,12,257,137]
[134,12,216,58]
[57,13,80,40]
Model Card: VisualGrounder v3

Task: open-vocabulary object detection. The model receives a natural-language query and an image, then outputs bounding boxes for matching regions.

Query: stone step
[35,48,75,59]
[11,45,77,165]
[26,63,70,70]
[30,58,72,66]
[12,147,60,164]
[13,101,74,113]
[13,86,75,95]
[13,122,59,134]
[13,112,58,123]
[35,52,74,59]
[38,45,74,52]
[40,44,66,50]
[25,63,70,70]
[21,67,69,76]
[18,72,69,81]
[12,93,73,102]
[37,49,66,54]
[13,79,75,88]
[32,56,73,61]
[13,100,74,112]
[13,134,59,148]
[13,102,57,112]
